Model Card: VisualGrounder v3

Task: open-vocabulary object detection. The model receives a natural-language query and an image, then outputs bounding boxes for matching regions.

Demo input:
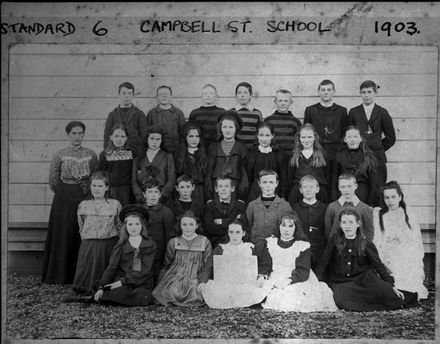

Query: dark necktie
[220,202,229,216]
[344,201,355,207]
[132,248,142,272]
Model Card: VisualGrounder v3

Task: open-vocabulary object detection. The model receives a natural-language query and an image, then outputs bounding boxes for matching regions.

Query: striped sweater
[263,111,302,153]
[189,105,225,147]
[232,107,263,148]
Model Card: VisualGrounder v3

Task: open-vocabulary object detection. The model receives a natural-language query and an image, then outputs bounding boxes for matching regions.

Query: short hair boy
[104,81,148,154]
[232,81,263,148]
[291,175,328,272]
[203,176,247,248]
[263,89,302,152]
[304,79,348,163]
[146,85,186,154]
[348,80,396,188]
[246,169,293,255]
[141,178,175,284]
[189,84,225,147]
[166,175,205,220]
[324,173,374,241]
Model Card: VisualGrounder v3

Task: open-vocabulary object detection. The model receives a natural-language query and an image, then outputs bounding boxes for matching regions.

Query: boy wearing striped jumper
[232,82,263,148]
[189,84,225,147]
[264,89,302,154]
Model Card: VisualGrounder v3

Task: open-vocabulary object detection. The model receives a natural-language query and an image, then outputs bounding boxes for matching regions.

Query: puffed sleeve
[114,200,123,232]
[258,240,272,276]
[48,150,62,192]
[290,247,311,284]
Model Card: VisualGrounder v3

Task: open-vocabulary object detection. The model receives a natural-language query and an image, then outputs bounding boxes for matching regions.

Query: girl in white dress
[258,213,338,312]
[198,220,272,309]
[373,181,428,299]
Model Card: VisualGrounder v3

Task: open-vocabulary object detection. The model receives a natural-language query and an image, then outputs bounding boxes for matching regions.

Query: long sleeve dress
[200,242,272,309]
[42,145,98,285]
[98,148,135,206]
[244,146,289,202]
[152,235,212,306]
[373,207,428,299]
[206,140,249,200]
[258,236,337,312]
[72,199,122,294]
[315,237,405,311]
[132,150,176,203]
[287,152,330,204]
[98,237,157,306]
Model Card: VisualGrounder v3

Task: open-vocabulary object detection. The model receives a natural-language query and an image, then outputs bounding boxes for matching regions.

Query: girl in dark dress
[244,122,289,203]
[174,122,208,205]
[288,124,329,204]
[98,124,135,206]
[315,207,418,311]
[42,121,98,285]
[93,205,157,306]
[206,110,249,200]
[331,126,379,206]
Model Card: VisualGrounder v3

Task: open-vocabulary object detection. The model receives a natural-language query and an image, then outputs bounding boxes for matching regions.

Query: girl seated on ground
[315,207,418,311]
[198,220,271,309]
[257,213,338,312]
[93,205,157,306]
[373,181,429,300]
[152,211,212,307]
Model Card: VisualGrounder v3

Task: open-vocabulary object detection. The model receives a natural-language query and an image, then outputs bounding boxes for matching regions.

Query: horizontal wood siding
[7,44,437,253]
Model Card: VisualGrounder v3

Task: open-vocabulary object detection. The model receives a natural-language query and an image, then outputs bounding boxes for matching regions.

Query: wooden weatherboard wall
[8,44,437,227]
[3,3,439,279]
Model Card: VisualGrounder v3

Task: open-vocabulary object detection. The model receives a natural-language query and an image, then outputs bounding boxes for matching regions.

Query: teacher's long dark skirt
[41,183,84,284]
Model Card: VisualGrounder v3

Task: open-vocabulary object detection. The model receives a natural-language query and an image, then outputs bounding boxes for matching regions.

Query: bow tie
[344,201,355,207]
[220,201,229,207]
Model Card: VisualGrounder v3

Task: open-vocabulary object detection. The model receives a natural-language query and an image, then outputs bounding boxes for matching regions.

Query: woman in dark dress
[42,121,98,284]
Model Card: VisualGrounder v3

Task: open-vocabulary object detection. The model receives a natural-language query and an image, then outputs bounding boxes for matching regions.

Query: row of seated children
[101,79,395,209]
[67,169,427,312]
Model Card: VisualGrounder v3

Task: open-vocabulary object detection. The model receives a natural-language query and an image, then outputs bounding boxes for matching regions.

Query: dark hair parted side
[359,80,379,92]
[119,82,135,93]
[235,82,253,95]
[334,207,366,256]
[378,181,412,232]
[275,212,308,241]
[65,121,86,134]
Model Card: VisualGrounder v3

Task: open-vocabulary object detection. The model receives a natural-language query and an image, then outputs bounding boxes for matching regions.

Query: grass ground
[5,273,436,340]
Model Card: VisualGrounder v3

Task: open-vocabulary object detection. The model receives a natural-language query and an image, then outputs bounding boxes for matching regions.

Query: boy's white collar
[235,104,251,111]
[337,195,360,206]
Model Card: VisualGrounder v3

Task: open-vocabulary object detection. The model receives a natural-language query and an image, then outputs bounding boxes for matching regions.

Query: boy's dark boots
[400,290,418,308]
